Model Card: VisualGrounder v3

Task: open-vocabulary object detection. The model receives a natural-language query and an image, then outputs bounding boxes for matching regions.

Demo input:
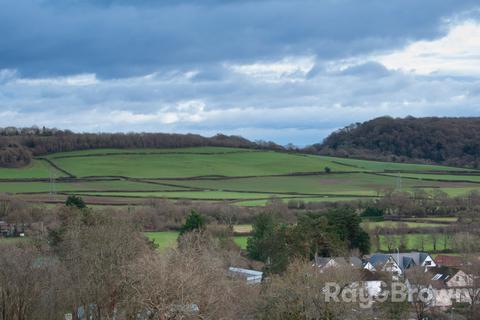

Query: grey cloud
[1,0,479,77]
[1,62,479,145]
[2,0,480,145]
[340,62,391,78]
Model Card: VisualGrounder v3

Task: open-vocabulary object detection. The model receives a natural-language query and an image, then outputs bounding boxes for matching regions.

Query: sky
[1,0,480,146]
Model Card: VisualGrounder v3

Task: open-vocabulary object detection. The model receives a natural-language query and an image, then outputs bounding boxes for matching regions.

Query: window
[432,274,442,281]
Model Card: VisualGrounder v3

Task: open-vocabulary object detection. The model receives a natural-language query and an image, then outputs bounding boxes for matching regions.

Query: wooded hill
[311,117,480,168]
[0,127,280,168]
[4,116,480,169]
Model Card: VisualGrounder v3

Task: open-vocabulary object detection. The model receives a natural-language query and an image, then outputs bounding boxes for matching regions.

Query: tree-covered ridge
[0,126,281,168]
[313,116,480,168]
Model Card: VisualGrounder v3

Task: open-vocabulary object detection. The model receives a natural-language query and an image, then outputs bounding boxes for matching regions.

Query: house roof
[366,252,432,271]
[427,266,461,289]
[314,256,363,268]
[395,252,429,267]
[360,269,384,282]
[228,267,263,277]
[315,257,333,267]
[367,253,390,269]
[434,255,463,267]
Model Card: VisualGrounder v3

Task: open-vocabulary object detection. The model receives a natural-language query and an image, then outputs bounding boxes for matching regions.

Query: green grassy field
[408,217,458,222]
[75,191,288,200]
[158,172,462,196]
[383,172,480,183]
[378,233,452,252]
[362,221,447,229]
[144,231,179,250]
[51,151,353,178]
[0,147,478,206]
[0,159,64,179]
[325,156,470,172]
[145,231,249,250]
[233,236,249,249]
[0,180,188,194]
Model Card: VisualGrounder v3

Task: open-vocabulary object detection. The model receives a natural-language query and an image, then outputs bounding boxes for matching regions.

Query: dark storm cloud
[0,0,478,77]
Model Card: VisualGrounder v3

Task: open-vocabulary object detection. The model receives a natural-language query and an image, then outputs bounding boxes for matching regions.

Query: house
[365,252,436,276]
[358,269,386,298]
[365,253,403,276]
[419,266,472,308]
[363,261,375,272]
[0,221,25,237]
[228,267,263,284]
[314,256,363,270]
[434,255,463,268]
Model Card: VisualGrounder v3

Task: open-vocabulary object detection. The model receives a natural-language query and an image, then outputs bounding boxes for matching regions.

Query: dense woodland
[0,126,281,167]
[311,116,480,168]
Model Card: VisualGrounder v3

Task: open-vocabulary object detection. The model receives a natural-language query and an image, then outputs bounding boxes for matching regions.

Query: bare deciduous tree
[256,259,372,320]
[123,232,257,319]
[405,266,433,320]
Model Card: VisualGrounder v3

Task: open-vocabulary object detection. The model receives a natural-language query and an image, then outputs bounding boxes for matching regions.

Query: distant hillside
[311,117,480,168]
[0,127,281,168]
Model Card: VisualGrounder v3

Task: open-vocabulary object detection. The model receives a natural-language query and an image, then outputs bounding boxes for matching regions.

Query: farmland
[0,146,479,206]
[378,233,452,252]
[144,221,456,252]
[145,231,250,250]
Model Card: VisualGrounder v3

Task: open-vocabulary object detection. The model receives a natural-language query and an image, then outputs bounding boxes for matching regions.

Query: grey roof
[315,257,334,267]
[347,256,363,268]
[228,267,263,277]
[228,267,263,284]
[367,253,390,268]
[394,252,430,270]
[315,256,362,268]
[401,256,415,270]
[366,252,432,271]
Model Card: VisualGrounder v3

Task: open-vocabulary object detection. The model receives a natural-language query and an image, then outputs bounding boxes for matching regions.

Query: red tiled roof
[434,255,462,267]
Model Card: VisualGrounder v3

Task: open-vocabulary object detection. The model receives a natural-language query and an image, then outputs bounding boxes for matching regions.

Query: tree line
[0,126,282,168]
[3,188,480,235]
[308,116,480,168]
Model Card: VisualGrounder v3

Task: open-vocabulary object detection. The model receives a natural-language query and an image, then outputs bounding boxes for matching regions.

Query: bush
[65,195,86,209]
[179,210,205,235]
[361,207,385,218]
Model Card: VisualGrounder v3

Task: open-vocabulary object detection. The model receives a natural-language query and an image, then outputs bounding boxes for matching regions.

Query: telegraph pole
[395,172,402,191]
[49,168,57,200]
